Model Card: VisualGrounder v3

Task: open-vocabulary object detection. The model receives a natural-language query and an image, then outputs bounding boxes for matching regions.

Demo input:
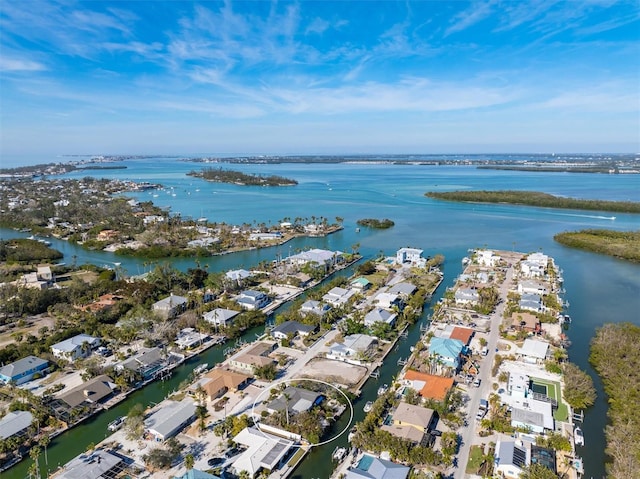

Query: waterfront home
[143,214,165,225]
[364,307,397,328]
[402,370,454,401]
[428,337,465,370]
[0,410,33,440]
[381,401,436,445]
[56,449,131,479]
[396,246,425,266]
[287,248,342,269]
[454,287,480,306]
[145,399,196,441]
[189,368,251,401]
[373,292,401,310]
[510,312,540,333]
[266,386,325,415]
[494,440,530,479]
[476,249,501,267]
[520,253,549,278]
[517,280,550,296]
[248,232,282,241]
[508,372,530,398]
[498,392,555,434]
[175,328,209,349]
[519,293,544,312]
[173,469,221,479]
[236,290,270,310]
[115,347,166,380]
[351,277,372,292]
[51,374,117,422]
[270,320,317,340]
[328,334,378,362]
[203,308,239,327]
[187,237,219,248]
[299,299,330,317]
[152,293,188,319]
[322,286,356,307]
[518,339,550,364]
[387,282,417,298]
[36,265,53,283]
[230,426,295,478]
[18,271,49,289]
[51,334,101,362]
[77,293,124,313]
[225,269,253,284]
[0,355,49,385]
[447,326,475,346]
[227,341,277,374]
[345,454,410,479]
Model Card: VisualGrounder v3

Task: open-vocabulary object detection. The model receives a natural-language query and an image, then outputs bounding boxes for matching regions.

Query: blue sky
[1,1,639,161]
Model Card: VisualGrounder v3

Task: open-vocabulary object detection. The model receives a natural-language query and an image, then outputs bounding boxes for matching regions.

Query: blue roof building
[428,337,465,369]
[0,356,49,385]
[346,454,410,479]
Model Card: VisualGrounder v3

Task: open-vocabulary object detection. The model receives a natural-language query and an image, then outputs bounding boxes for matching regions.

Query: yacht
[108,416,126,432]
[377,384,388,396]
[363,401,373,413]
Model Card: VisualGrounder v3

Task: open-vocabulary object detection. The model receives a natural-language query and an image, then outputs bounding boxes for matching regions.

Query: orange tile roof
[404,370,454,401]
[450,326,474,345]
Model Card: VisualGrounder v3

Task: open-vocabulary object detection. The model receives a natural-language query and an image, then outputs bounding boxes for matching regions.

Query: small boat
[108,416,126,432]
[332,446,347,462]
[563,314,572,324]
[574,426,584,446]
[462,257,470,265]
[355,227,360,233]
[348,426,357,442]
[377,384,388,396]
[363,401,373,413]
[194,363,208,374]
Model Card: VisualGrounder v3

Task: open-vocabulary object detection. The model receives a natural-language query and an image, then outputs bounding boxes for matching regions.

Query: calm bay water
[2,159,639,478]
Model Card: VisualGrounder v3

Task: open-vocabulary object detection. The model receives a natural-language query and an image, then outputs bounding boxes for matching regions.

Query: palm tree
[39,435,50,471]
[184,453,195,470]
[29,446,41,479]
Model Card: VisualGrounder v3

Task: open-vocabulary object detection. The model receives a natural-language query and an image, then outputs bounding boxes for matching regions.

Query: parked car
[208,457,225,467]
[473,377,481,388]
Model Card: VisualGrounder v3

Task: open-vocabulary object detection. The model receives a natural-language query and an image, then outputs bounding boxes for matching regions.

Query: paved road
[453,265,515,479]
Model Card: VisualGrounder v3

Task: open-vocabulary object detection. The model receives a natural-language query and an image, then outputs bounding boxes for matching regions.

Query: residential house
[428,337,465,370]
[518,280,550,296]
[396,247,425,266]
[519,293,544,312]
[266,386,324,415]
[236,290,270,310]
[115,347,166,380]
[448,326,474,346]
[454,287,480,306]
[387,282,417,298]
[225,269,253,284]
[350,277,371,292]
[322,287,356,307]
[51,375,117,421]
[381,402,436,445]
[510,403,554,434]
[494,440,530,478]
[508,372,530,398]
[402,370,454,401]
[299,300,330,317]
[36,265,53,283]
[51,334,101,362]
[287,248,342,269]
[510,312,540,333]
[231,426,295,478]
[56,449,129,479]
[345,455,410,479]
[173,470,220,479]
[145,399,196,441]
[521,253,548,278]
[373,292,401,310]
[152,293,188,319]
[0,356,49,385]
[270,321,316,340]
[227,341,277,374]
[190,368,251,401]
[248,232,282,241]
[328,334,378,362]
[203,308,240,328]
[0,410,34,440]
[175,328,209,349]
[518,339,550,364]
[476,250,501,267]
[364,307,397,328]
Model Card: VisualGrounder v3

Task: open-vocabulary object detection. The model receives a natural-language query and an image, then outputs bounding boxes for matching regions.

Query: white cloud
[0,57,46,72]
[445,0,497,36]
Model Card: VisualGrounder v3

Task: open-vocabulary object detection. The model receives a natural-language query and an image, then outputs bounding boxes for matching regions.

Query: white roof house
[287,248,341,267]
[56,449,127,479]
[145,399,196,441]
[508,372,530,398]
[511,403,554,434]
[476,249,501,267]
[231,426,295,477]
[0,410,33,440]
[396,247,425,266]
[300,300,330,317]
[236,290,270,310]
[226,269,253,282]
[518,280,549,296]
[518,339,550,363]
[322,287,356,307]
[51,334,101,362]
[373,292,400,310]
[364,308,397,327]
[175,328,209,349]
[203,308,240,327]
[328,334,377,361]
[454,287,480,305]
[387,282,417,297]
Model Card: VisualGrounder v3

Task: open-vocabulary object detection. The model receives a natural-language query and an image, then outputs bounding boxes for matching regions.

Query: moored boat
[332,446,347,462]
[363,401,373,412]
[574,426,584,446]
[108,416,126,432]
[377,384,388,396]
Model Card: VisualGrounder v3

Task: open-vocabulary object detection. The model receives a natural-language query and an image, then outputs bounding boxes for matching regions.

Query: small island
[554,229,640,263]
[188,167,298,186]
[356,218,395,229]
[425,190,640,214]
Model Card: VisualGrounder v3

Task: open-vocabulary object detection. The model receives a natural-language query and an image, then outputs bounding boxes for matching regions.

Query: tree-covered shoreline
[356,218,395,229]
[425,190,640,214]
[554,229,640,263]
[188,167,298,186]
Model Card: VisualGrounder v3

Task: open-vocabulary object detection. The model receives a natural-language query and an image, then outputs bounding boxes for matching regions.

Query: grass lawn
[532,377,569,421]
[287,447,307,467]
[465,445,485,474]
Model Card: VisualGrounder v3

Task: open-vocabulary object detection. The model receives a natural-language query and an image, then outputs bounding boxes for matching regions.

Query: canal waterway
[2,160,639,478]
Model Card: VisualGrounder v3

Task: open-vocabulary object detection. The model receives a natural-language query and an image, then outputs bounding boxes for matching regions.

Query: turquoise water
[2,158,639,478]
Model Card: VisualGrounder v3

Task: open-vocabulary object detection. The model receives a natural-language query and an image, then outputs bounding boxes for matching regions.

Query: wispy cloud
[445,0,497,36]
[0,57,46,72]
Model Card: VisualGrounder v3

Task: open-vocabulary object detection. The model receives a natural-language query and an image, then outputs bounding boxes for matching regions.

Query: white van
[481,346,488,356]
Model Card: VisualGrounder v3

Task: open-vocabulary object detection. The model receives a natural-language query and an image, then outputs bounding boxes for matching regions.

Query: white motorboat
[574,426,584,446]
